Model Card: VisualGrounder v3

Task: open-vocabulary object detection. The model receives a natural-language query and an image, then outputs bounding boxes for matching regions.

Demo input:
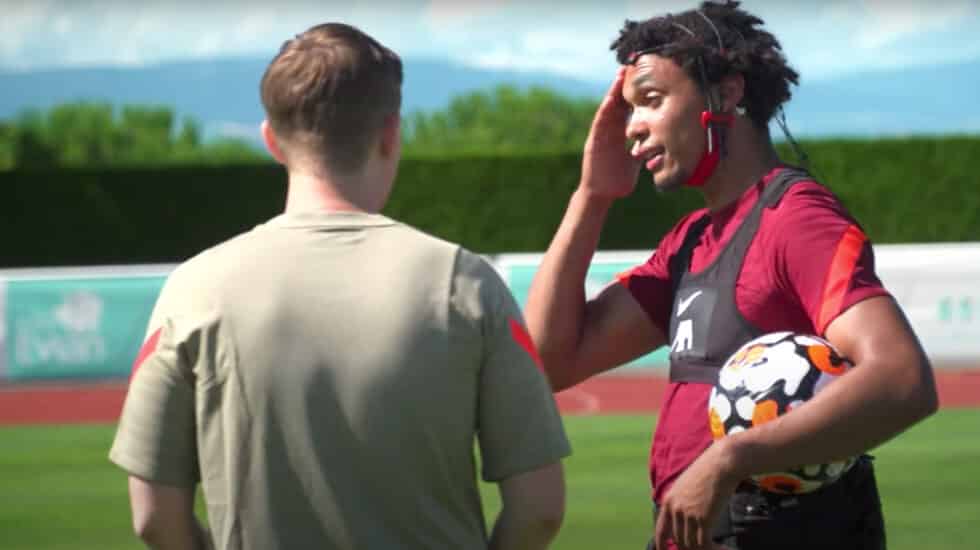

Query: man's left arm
[723,293,938,473]
[714,200,940,478]
[655,194,939,549]
[657,294,938,549]
[110,300,209,549]
[128,476,212,550]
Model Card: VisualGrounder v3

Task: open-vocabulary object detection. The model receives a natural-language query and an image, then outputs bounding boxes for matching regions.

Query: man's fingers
[603,67,626,102]
[586,69,632,157]
[688,515,703,549]
[654,503,671,550]
[674,509,690,549]
[596,68,628,118]
[659,509,708,550]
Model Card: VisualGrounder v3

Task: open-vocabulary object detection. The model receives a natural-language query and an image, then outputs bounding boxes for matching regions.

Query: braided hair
[611,1,799,130]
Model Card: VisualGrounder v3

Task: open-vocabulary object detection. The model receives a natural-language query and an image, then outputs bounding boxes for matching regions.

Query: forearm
[721,353,937,479]
[524,188,614,387]
[488,509,561,550]
[129,476,212,550]
[138,516,210,550]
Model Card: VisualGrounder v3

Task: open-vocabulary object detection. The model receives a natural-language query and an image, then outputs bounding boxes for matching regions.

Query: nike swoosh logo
[677,290,703,317]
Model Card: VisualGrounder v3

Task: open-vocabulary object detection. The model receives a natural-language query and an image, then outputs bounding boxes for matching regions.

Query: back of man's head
[261,23,403,175]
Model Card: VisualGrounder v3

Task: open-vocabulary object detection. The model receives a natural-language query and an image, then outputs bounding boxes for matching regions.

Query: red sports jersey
[618,166,890,504]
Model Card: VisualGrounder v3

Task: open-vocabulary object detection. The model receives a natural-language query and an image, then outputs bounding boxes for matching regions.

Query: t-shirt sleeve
[108,278,200,487]
[774,183,891,336]
[454,251,572,482]
[616,223,686,336]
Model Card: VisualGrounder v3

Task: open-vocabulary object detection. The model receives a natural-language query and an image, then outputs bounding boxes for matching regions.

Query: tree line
[0,103,263,170]
[0,85,599,170]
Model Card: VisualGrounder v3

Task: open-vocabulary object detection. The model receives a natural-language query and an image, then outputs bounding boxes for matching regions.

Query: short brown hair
[261,23,403,173]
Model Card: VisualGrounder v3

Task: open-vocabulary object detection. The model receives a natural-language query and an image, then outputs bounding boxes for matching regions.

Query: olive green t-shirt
[110,211,571,549]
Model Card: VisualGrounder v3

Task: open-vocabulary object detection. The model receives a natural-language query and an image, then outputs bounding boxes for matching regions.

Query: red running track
[1,369,977,425]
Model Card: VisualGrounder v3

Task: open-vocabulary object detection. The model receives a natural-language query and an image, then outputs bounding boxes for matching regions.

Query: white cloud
[0,0,428,69]
[467,27,613,79]
[425,0,511,26]
[1,0,978,84]
[857,0,976,49]
[52,14,73,36]
[0,1,55,66]
[723,1,980,81]
[623,0,699,18]
[432,4,635,80]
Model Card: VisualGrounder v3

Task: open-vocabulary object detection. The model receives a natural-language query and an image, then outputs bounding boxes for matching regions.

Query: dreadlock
[611,1,799,131]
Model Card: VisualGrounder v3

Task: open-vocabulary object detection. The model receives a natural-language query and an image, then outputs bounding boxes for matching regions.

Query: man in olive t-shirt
[110,23,570,550]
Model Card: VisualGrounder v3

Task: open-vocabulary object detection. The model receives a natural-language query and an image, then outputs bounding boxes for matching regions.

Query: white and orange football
[708,331,857,495]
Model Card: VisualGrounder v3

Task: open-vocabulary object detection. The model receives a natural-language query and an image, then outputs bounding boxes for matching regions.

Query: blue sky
[3,0,979,84]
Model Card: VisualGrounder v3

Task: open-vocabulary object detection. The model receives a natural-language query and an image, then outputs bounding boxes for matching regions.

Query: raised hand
[581,67,642,200]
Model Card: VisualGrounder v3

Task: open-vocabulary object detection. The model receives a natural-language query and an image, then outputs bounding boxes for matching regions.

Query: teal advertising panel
[4,274,166,381]
[496,253,669,370]
[0,281,6,379]
[2,242,976,383]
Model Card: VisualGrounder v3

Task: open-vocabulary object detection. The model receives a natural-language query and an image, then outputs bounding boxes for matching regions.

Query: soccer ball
[708,331,857,494]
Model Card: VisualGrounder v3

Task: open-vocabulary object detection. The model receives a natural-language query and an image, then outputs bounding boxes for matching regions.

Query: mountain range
[2,56,978,142]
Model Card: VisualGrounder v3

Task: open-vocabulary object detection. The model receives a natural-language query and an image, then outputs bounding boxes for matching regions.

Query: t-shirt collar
[709,165,788,226]
[265,210,397,229]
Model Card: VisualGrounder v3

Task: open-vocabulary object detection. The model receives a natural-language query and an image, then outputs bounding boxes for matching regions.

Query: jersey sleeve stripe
[509,318,544,369]
[130,327,162,380]
[817,225,867,335]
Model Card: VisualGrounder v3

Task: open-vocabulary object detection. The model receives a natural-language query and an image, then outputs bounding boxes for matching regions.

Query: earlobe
[261,120,287,165]
[379,114,401,158]
[720,74,746,114]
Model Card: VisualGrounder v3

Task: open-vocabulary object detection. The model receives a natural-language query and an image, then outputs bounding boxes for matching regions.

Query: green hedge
[775,136,980,243]
[1,136,977,267]
[2,165,287,267]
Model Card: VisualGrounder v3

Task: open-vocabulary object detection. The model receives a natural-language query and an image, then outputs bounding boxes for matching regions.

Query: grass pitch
[1,410,977,549]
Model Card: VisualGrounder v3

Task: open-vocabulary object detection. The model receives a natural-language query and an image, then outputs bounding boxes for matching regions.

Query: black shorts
[647,456,886,550]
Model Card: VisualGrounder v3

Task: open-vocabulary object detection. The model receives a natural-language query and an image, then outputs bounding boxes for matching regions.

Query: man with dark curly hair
[524,2,938,549]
